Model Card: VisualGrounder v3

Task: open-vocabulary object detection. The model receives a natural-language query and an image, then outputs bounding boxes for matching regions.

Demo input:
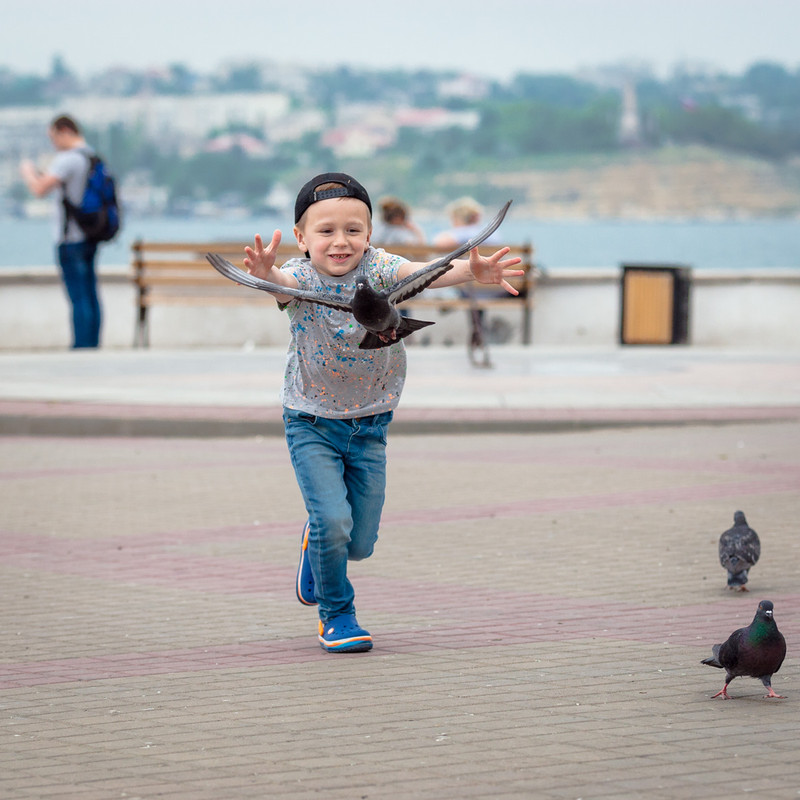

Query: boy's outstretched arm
[398,247,524,296]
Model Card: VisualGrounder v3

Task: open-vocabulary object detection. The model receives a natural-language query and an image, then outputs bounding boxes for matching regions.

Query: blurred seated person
[433,196,500,249]
[372,196,426,245]
[434,196,504,359]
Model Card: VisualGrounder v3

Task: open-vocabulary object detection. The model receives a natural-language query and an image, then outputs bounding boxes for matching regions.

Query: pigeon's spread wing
[206,253,353,312]
[387,200,513,305]
[386,259,458,306]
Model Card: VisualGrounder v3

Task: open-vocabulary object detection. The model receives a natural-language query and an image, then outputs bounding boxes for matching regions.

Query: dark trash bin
[619,263,691,345]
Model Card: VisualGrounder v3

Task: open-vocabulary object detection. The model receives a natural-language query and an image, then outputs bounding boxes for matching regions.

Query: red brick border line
[2,594,796,689]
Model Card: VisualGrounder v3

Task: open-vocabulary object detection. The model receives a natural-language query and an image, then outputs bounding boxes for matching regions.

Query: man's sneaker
[318,614,373,653]
[296,520,317,606]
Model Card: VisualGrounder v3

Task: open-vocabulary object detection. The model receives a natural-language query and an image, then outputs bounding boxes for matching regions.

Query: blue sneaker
[296,520,317,606]
[318,614,373,653]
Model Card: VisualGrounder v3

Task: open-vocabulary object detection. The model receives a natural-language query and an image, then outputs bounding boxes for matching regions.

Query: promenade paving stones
[2,420,800,799]
[0,346,799,436]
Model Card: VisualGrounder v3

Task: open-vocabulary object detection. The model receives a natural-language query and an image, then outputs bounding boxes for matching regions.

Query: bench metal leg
[468,307,492,369]
[522,304,532,345]
[133,305,149,348]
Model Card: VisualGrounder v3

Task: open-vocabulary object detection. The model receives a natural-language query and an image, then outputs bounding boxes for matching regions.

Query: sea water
[2,214,799,271]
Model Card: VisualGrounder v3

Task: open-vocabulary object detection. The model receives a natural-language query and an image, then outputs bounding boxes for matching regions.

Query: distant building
[322,105,480,158]
[203,133,270,156]
[619,81,642,147]
[63,92,290,141]
[321,125,395,158]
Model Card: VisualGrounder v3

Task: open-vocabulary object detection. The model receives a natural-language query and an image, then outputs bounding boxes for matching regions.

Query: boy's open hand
[468,247,524,295]
[244,229,282,280]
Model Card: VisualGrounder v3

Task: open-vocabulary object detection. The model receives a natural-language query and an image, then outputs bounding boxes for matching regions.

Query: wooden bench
[132,239,536,358]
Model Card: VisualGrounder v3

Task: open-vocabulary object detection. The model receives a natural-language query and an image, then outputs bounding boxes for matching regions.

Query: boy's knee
[347,547,373,562]
[347,537,377,561]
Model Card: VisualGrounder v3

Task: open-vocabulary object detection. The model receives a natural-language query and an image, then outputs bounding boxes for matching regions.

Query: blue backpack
[63,152,121,243]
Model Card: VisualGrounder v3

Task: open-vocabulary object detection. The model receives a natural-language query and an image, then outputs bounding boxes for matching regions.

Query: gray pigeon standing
[701,599,786,699]
[718,510,761,591]
[207,201,512,349]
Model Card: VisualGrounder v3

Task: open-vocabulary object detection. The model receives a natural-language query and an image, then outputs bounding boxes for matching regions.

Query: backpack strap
[60,148,95,239]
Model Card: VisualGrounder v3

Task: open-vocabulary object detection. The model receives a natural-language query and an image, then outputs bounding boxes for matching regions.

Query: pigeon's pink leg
[764,687,786,699]
[711,684,732,699]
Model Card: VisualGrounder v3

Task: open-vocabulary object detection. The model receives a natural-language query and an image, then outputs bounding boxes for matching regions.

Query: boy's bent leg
[344,411,391,562]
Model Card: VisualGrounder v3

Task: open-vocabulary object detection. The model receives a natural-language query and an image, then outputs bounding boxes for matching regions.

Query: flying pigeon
[701,599,786,699]
[718,510,760,591]
[206,201,512,349]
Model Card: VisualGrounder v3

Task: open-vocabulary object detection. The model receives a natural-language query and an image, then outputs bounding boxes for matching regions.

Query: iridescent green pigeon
[701,599,786,699]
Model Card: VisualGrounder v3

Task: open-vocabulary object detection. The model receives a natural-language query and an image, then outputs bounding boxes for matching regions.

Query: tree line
[4,58,800,211]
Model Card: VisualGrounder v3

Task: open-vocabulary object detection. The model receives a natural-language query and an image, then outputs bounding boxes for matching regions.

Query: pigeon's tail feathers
[702,643,724,668]
[359,333,395,350]
[727,569,750,587]
[358,317,434,349]
[394,316,435,339]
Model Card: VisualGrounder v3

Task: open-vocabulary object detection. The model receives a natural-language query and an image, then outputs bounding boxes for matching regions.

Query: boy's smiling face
[294,197,372,278]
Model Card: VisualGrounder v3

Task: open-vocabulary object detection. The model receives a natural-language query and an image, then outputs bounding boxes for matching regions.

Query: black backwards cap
[294,172,372,223]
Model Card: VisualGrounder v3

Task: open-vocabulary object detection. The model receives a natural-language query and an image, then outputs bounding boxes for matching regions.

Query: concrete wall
[691,272,800,348]
[531,268,800,349]
[1,266,798,350]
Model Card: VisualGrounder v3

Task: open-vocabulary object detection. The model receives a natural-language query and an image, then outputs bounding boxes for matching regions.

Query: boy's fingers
[252,234,266,256]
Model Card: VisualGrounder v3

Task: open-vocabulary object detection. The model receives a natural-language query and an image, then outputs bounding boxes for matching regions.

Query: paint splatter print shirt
[279,247,408,418]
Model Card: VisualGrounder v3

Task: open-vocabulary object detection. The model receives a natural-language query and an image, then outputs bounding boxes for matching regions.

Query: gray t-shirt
[48,146,93,244]
[280,247,408,418]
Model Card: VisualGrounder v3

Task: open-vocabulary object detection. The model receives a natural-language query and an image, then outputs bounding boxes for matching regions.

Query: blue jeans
[57,241,101,348]
[283,408,393,623]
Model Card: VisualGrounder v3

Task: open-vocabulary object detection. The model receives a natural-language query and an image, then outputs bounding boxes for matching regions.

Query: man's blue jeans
[283,408,392,623]
[57,241,101,348]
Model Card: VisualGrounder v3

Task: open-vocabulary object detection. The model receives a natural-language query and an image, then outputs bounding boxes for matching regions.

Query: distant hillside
[435,147,800,220]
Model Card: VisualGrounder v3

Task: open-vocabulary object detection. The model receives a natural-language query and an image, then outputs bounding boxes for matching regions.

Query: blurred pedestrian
[20,115,102,348]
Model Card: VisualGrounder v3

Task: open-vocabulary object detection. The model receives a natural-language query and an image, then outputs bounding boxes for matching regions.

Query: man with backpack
[20,115,119,349]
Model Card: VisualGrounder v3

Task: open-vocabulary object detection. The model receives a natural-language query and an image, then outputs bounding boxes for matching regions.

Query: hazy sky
[7,0,800,80]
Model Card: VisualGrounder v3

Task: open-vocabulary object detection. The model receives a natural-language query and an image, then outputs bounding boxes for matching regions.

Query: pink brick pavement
[2,425,800,799]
